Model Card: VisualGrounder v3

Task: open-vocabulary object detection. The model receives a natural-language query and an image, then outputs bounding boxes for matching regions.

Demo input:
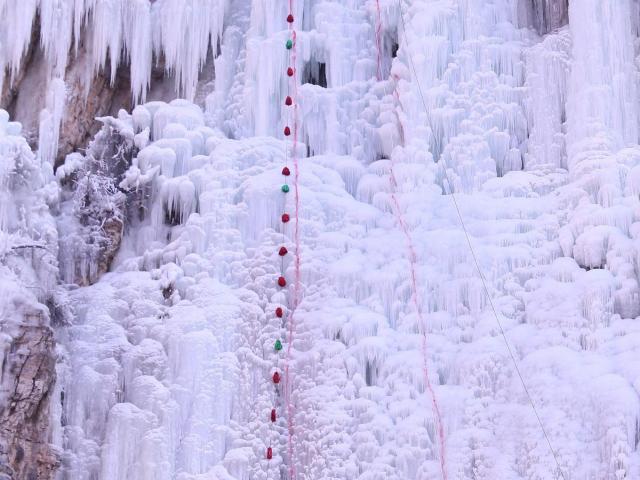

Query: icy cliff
[0,111,60,478]
[2,0,640,479]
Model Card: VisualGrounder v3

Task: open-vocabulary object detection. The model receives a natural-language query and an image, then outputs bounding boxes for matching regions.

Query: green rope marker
[286,39,293,50]
[274,339,283,351]
[281,184,290,193]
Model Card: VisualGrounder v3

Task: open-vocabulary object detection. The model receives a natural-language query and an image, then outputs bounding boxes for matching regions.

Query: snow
[1,0,640,479]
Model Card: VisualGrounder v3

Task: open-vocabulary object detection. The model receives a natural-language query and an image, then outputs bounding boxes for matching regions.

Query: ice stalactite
[566,0,638,156]
[0,0,228,104]
[559,0,640,321]
[516,0,640,478]
[0,0,228,165]
[38,78,66,166]
[523,27,570,171]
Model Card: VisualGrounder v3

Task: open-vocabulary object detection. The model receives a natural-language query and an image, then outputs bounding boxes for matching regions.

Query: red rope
[374,3,446,470]
[386,74,448,479]
[284,4,301,479]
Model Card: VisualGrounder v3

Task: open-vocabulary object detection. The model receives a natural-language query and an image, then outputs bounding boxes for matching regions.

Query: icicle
[37,78,67,166]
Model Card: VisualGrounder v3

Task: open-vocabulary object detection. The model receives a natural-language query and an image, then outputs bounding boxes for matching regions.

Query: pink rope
[387,77,448,480]
[284,5,301,479]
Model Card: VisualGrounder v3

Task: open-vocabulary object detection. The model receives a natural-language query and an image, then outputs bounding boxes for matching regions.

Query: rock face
[0,300,58,480]
[56,62,133,169]
[525,0,569,34]
[0,109,60,480]
[0,9,215,168]
[0,29,133,168]
[56,125,130,286]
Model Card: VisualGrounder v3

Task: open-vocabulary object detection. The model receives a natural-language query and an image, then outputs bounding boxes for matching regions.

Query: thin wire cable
[396,3,567,479]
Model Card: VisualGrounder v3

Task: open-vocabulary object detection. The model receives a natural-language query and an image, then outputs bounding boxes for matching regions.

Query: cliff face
[0,2,219,169]
[0,4,221,477]
[0,113,60,479]
[0,295,58,480]
[1,27,133,169]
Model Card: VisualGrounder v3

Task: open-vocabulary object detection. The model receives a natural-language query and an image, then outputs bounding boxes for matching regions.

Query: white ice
[2,0,640,479]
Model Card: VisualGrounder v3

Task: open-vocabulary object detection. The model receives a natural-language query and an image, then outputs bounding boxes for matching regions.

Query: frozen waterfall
[1,0,640,479]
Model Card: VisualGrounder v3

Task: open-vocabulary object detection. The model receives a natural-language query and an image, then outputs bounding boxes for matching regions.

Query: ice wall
[0,110,61,479]
[5,0,637,479]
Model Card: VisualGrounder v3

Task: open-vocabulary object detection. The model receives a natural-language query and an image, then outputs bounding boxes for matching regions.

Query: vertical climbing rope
[373,3,448,478]
[388,165,448,480]
[387,2,568,479]
[266,7,298,474]
[282,3,302,479]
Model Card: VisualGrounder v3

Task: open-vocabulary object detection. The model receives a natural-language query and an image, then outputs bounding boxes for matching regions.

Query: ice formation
[2,0,640,479]
[0,109,61,478]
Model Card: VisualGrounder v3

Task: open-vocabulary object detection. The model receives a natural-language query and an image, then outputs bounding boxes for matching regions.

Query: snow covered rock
[0,110,60,479]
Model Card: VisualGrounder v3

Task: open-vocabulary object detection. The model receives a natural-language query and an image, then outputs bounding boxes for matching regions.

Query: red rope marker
[272,372,281,384]
[278,276,287,287]
[282,213,290,223]
[271,409,277,422]
[276,307,284,318]
[285,96,293,106]
[284,126,291,136]
[279,246,288,256]
[266,447,273,460]
[282,166,291,176]
[282,6,303,479]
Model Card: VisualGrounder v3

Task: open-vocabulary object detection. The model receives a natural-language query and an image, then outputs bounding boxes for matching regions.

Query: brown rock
[0,306,58,480]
